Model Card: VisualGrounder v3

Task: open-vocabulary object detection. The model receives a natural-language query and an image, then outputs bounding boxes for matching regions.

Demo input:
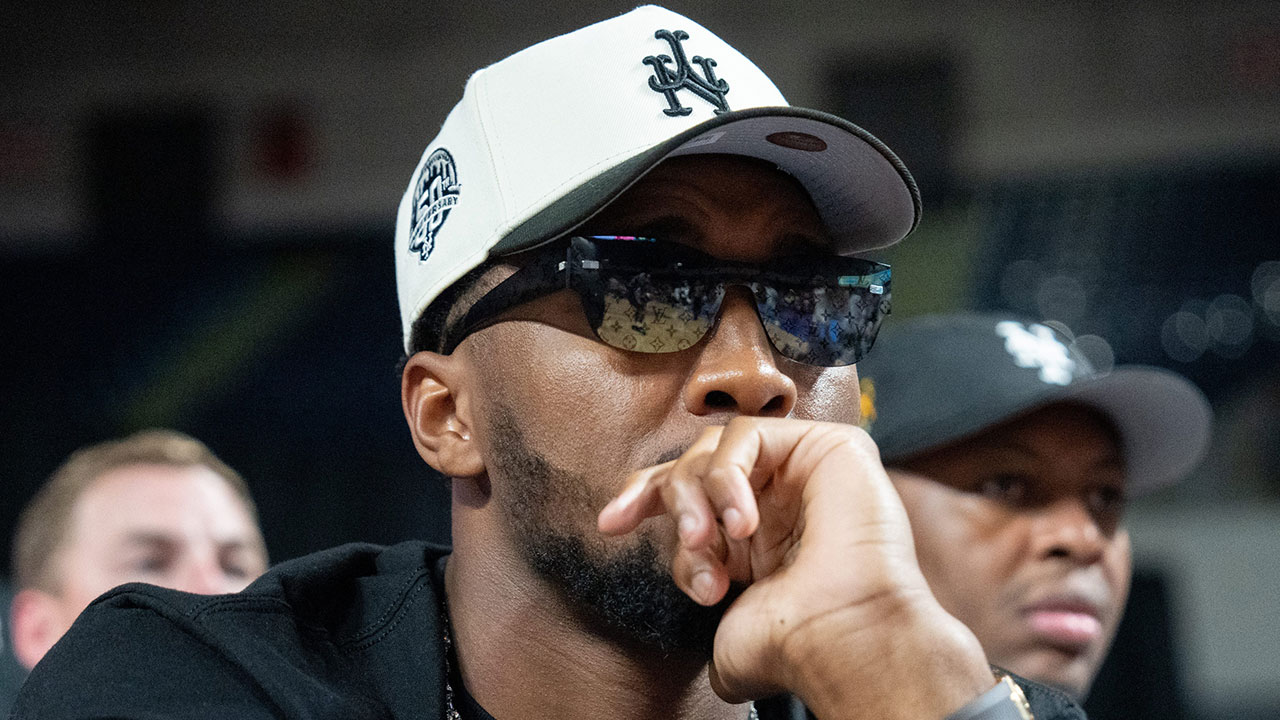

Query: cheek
[56,538,111,584]
[1103,529,1133,615]
[791,365,860,422]
[224,576,256,594]
[469,326,680,466]
[55,566,106,612]
[897,485,1021,614]
[57,549,139,611]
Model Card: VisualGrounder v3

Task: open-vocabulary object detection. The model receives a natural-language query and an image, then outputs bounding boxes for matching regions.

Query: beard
[487,405,736,656]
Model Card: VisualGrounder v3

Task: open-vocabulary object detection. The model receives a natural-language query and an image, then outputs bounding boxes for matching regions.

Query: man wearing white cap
[857,313,1212,701]
[17,8,1083,719]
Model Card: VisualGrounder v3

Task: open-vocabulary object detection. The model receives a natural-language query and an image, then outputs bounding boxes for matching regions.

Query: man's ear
[402,351,485,479]
[10,588,69,671]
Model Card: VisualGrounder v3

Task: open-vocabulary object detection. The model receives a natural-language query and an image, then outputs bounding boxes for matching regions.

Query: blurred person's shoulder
[12,541,451,719]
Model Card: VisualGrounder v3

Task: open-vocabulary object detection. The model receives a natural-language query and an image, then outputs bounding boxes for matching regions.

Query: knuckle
[844,425,881,459]
[705,465,745,492]
[812,421,878,457]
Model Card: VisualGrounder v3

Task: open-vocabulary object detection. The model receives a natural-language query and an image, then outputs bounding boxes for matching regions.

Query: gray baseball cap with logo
[857,313,1213,493]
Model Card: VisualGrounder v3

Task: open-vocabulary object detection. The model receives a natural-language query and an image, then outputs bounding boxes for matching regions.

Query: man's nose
[178,555,235,595]
[682,288,797,417]
[1031,496,1108,565]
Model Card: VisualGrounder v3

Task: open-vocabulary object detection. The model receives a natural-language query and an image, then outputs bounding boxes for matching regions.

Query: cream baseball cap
[395,5,920,351]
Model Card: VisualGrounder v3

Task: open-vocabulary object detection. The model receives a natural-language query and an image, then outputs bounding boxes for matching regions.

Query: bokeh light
[1035,274,1088,326]
[1162,304,1211,363]
[1252,261,1280,335]
[1206,294,1255,359]
[1072,333,1116,375]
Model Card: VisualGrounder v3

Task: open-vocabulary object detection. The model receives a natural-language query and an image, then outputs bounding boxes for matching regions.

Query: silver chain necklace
[439,605,757,720]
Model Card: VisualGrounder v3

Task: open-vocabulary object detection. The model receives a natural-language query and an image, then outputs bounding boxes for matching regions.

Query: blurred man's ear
[402,351,485,479]
[10,588,70,671]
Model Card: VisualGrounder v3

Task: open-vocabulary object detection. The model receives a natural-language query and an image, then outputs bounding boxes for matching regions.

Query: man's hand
[598,417,995,720]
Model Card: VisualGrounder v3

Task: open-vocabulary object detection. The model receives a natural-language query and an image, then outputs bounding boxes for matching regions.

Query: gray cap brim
[494,106,920,258]
[860,313,1213,494]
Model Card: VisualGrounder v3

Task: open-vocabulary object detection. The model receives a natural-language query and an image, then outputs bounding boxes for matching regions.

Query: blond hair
[12,429,262,593]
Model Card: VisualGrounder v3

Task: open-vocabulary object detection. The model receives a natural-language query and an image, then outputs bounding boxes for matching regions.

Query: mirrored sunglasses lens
[755,282,889,366]
[593,275,724,353]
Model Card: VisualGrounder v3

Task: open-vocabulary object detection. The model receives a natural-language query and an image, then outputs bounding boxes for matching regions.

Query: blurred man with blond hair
[9,428,269,670]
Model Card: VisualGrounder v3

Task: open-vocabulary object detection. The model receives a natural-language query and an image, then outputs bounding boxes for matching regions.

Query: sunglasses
[442,235,892,367]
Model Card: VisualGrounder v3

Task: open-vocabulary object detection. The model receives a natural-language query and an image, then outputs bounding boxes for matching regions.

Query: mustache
[653,444,692,466]
[650,427,724,467]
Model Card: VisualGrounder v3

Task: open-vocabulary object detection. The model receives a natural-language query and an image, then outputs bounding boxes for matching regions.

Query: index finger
[703,417,884,536]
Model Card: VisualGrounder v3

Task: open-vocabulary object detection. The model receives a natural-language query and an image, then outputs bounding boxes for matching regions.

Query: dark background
[2,2,1278,717]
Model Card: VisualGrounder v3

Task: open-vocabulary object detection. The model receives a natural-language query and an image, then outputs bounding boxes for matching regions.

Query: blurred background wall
[1,1,1277,717]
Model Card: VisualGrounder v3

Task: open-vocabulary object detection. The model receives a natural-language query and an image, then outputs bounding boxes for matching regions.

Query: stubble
[487,405,733,656]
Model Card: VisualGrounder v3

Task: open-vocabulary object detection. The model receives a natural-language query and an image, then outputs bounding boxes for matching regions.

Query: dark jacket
[12,542,1084,719]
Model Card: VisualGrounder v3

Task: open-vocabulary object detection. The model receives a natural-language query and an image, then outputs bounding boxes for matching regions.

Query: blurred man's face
[887,404,1132,698]
[49,463,268,630]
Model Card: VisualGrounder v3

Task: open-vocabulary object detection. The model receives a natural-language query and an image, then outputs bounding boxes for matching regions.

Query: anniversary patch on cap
[408,148,461,262]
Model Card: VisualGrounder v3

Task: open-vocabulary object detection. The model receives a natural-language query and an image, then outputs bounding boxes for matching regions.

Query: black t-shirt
[12,541,1083,719]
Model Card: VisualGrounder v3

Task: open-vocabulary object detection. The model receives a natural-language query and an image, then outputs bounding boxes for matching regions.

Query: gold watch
[991,668,1035,720]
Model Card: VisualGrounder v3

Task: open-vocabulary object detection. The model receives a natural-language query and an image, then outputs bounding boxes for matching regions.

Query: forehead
[986,404,1120,448]
[942,403,1124,465]
[69,463,256,540]
[578,154,831,259]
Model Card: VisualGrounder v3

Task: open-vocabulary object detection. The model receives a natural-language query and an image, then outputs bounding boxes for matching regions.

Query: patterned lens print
[754,273,889,366]
[594,274,725,353]
[575,236,890,365]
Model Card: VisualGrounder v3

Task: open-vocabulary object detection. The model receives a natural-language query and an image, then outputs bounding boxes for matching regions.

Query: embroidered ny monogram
[643,29,731,116]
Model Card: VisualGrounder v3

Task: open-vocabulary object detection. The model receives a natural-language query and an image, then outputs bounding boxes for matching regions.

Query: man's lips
[1021,598,1104,651]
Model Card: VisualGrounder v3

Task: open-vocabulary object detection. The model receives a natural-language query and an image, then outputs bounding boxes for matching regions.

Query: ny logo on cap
[643,29,730,117]
[995,321,1077,386]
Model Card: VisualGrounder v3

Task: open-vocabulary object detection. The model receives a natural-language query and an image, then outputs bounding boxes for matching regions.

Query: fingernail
[692,571,713,602]
[722,507,743,534]
[678,513,698,541]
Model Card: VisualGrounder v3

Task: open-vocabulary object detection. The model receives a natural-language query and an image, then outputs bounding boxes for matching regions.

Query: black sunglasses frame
[440,236,892,366]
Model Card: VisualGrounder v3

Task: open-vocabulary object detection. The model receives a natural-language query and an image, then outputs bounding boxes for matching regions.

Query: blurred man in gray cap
[857,312,1212,700]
